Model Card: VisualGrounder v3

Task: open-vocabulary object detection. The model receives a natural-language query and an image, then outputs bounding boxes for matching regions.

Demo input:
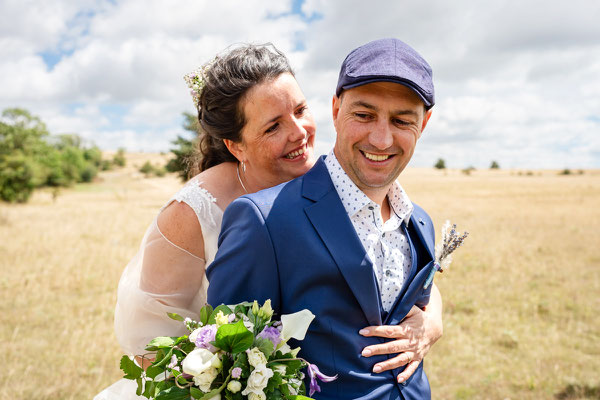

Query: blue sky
[1,0,599,168]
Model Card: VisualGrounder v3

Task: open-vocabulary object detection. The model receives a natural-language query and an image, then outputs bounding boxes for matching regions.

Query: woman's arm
[359,283,443,383]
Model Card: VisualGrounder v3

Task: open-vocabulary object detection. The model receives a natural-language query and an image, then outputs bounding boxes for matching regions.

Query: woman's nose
[289,118,307,142]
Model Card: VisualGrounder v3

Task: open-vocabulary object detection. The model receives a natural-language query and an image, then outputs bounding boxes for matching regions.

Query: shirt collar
[324,149,413,225]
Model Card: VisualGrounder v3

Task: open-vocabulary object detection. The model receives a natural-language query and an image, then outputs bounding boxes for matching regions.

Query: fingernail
[397,376,405,383]
[361,349,371,357]
[359,329,369,335]
[373,365,382,373]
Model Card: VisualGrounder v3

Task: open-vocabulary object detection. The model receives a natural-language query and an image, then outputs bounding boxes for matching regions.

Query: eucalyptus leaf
[199,304,213,325]
[214,319,253,353]
[146,336,177,351]
[167,312,184,321]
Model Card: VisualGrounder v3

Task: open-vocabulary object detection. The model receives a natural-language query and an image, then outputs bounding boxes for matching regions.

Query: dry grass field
[1,154,598,400]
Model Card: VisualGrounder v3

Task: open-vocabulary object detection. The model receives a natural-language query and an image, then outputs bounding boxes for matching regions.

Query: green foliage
[0,154,35,202]
[166,112,199,181]
[0,107,109,202]
[434,158,446,169]
[559,168,571,175]
[113,148,127,167]
[490,160,500,169]
[139,161,167,178]
[214,319,254,354]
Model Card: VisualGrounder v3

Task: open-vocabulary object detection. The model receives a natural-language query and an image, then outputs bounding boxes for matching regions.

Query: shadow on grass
[555,383,600,399]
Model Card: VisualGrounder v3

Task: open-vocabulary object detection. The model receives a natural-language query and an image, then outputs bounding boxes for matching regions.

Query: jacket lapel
[383,214,435,325]
[302,158,382,326]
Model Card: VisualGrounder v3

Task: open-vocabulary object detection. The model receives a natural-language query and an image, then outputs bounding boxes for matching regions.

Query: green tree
[166,112,199,181]
[490,160,500,169]
[434,158,446,169]
[0,154,35,202]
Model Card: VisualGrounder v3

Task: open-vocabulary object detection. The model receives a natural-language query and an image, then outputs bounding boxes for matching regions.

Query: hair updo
[187,43,294,175]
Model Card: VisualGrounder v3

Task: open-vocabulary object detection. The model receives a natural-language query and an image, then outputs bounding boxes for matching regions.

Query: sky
[1,0,599,169]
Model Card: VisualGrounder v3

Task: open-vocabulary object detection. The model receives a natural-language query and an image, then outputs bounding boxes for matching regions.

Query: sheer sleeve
[114,218,209,356]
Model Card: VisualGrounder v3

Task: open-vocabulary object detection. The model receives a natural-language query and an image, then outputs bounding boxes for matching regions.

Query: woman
[96,43,442,399]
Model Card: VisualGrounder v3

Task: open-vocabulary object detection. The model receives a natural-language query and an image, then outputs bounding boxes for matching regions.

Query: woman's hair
[187,43,294,176]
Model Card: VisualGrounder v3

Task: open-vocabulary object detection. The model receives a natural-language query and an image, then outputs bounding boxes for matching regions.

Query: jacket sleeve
[206,197,281,312]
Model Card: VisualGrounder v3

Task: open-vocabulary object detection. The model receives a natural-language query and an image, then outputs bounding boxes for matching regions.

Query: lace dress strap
[162,177,222,231]
[161,177,223,265]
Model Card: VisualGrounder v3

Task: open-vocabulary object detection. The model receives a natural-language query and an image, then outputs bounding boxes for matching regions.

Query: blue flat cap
[336,38,435,108]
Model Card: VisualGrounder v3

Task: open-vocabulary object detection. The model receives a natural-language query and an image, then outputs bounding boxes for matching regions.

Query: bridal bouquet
[120,300,336,400]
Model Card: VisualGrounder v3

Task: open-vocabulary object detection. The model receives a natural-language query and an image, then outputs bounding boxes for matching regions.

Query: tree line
[0,108,124,203]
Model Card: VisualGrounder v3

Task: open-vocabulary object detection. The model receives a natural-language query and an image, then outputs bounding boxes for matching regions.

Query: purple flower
[257,326,282,348]
[231,367,242,379]
[307,363,337,396]
[194,325,217,352]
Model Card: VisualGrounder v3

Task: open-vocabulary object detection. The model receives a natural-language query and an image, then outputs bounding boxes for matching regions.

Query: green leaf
[198,388,223,400]
[255,337,274,358]
[189,387,204,399]
[199,304,213,326]
[207,304,233,325]
[135,377,143,396]
[146,336,177,351]
[288,396,314,400]
[153,348,174,368]
[143,380,157,399]
[214,319,253,353]
[146,365,164,380]
[155,385,191,400]
[167,312,185,321]
[120,355,142,380]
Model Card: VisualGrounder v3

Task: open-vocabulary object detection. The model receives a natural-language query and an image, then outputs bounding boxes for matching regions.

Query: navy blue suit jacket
[207,156,436,399]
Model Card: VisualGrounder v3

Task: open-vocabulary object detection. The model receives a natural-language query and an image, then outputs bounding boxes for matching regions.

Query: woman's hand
[359,283,443,383]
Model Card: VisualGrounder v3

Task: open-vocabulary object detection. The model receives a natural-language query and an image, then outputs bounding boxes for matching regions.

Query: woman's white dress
[95,178,223,400]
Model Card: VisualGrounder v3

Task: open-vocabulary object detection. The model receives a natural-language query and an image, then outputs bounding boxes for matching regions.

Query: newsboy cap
[336,38,435,108]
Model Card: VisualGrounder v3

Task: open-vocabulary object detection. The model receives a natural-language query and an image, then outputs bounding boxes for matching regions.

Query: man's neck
[363,189,392,222]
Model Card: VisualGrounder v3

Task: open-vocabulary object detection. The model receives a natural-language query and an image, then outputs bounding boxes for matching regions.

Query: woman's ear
[223,139,245,162]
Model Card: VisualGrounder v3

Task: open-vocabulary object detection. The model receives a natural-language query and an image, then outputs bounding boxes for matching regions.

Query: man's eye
[393,118,410,126]
[295,106,308,116]
[355,112,371,119]
[265,123,279,133]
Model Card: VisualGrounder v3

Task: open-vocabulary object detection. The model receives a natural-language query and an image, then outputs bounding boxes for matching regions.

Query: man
[207,38,438,399]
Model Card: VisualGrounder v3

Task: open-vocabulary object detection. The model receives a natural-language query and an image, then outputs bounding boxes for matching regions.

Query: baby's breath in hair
[183,62,212,108]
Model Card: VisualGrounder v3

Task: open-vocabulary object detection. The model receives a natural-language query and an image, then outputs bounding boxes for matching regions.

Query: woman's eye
[265,122,279,134]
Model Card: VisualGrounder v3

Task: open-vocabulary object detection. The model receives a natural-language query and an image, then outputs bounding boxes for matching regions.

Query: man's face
[332,82,432,200]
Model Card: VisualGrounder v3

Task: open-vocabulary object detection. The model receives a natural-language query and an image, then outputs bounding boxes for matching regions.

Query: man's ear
[419,109,433,136]
[223,139,245,162]
[332,94,341,126]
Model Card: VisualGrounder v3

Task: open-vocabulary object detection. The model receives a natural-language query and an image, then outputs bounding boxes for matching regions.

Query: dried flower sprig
[424,220,469,289]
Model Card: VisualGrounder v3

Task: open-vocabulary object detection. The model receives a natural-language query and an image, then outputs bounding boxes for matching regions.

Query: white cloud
[1,0,599,167]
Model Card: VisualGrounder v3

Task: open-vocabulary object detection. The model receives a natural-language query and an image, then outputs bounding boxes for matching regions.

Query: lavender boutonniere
[424,220,469,289]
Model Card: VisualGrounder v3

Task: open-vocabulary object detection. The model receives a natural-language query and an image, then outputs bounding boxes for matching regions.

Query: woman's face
[237,72,316,189]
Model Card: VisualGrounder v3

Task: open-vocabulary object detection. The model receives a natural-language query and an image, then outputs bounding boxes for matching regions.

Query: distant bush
[462,166,476,176]
[490,160,500,169]
[559,169,571,175]
[434,158,446,169]
[139,161,166,178]
[112,148,126,167]
[0,107,108,203]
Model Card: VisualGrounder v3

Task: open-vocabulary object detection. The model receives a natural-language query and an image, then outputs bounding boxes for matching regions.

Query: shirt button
[382,232,386,238]
[368,206,374,210]
[385,270,391,277]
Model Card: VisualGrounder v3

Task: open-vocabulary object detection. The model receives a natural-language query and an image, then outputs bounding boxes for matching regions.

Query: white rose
[242,364,274,396]
[281,309,314,342]
[248,393,266,400]
[182,348,221,376]
[192,367,219,392]
[273,364,287,375]
[246,347,268,368]
[226,380,242,393]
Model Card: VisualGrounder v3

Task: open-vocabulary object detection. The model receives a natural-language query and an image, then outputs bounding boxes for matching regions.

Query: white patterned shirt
[325,150,414,312]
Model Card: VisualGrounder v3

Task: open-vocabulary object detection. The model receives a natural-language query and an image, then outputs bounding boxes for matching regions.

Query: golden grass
[1,159,598,399]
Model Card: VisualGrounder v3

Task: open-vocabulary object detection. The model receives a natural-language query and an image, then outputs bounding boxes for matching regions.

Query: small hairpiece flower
[184,62,212,108]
